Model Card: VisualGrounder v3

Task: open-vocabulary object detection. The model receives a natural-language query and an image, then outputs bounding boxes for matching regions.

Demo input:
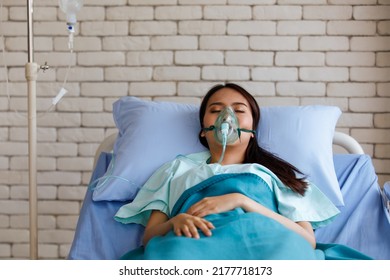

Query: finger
[188,224,200,239]
[205,220,215,229]
[195,220,212,237]
[181,225,192,238]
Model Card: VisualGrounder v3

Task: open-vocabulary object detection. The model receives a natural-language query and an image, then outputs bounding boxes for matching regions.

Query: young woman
[115,83,369,260]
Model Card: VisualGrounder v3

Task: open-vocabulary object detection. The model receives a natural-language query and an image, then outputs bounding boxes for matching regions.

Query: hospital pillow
[92,96,343,207]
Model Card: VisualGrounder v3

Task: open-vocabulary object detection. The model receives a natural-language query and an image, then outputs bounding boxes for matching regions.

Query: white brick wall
[0,1,389,259]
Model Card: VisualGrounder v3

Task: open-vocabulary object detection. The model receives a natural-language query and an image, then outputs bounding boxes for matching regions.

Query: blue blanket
[121,173,371,260]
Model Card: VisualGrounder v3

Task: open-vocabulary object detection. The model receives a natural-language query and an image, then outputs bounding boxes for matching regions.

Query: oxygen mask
[203,107,255,164]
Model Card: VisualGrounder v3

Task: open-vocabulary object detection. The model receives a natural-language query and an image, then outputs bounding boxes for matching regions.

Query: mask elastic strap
[238,128,256,135]
[202,126,215,132]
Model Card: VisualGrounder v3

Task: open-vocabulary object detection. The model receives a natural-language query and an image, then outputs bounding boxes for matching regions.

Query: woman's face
[202,87,254,150]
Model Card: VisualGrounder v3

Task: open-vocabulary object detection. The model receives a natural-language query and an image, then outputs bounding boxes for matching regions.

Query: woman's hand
[171,213,215,239]
[187,193,245,217]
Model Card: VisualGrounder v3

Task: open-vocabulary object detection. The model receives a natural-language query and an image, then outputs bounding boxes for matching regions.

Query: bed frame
[93,131,364,168]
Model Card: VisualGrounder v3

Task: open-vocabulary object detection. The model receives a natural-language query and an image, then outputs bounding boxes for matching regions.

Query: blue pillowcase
[92,96,343,207]
[257,105,342,207]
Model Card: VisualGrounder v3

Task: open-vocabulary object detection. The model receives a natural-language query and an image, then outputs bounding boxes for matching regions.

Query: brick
[0,244,11,258]
[277,82,326,96]
[58,128,105,143]
[57,157,93,172]
[303,6,352,20]
[10,127,57,142]
[377,53,390,67]
[6,37,53,52]
[57,67,104,82]
[179,21,226,35]
[0,171,28,184]
[202,66,250,80]
[0,142,28,156]
[378,21,390,35]
[10,215,56,229]
[103,36,150,51]
[56,97,103,112]
[154,97,200,105]
[130,21,177,35]
[39,229,75,243]
[338,113,373,128]
[0,214,10,227]
[300,36,349,51]
[257,97,300,107]
[253,5,302,20]
[38,171,81,185]
[81,113,115,127]
[252,67,298,81]
[81,22,129,36]
[0,186,9,199]
[0,200,28,215]
[278,21,326,35]
[127,51,173,66]
[153,66,201,81]
[351,37,390,51]
[352,129,390,144]
[326,52,375,66]
[78,143,101,157]
[34,22,70,36]
[354,6,390,20]
[106,6,154,20]
[327,21,376,36]
[300,97,348,111]
[178,82,223,97]
[37,113,81,127]
[57,215,79,229]
[180,0,226,3]
[378,83,390,97]
[54,37,102,51]
[151,36,198,50]
[204,6,252,20]
[351,67,390,82]
[155,6,202,20]
[78,52,126,66]
[200,36,248,50]
[226,51,273,66]
[10,157,56,171]
[275,52,324,66]
[38,143,78,157]
[250,36,298,51]
[105,67,153,81]
[374,113,390,128]
[0,52,27,66]
[129,82,177,96]
[58,187,87,201]
[350,97,390,113]
[373,159,390,174]
[0,22,26,36]
[228,21,276,35]
[327,83,376,97]
[81,82,128,97]
[375,145,390,158]
[129,0,176,4]
[300,67,349,82]
[0,229,28,242]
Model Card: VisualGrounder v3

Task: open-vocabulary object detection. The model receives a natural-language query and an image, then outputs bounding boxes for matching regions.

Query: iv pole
[25,0,38,260]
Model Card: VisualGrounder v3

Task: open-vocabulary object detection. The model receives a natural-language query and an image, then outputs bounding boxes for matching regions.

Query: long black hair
[199,83,308,195]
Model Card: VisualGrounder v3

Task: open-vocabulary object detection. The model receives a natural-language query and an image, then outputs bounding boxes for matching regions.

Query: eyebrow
[208,102,248,107]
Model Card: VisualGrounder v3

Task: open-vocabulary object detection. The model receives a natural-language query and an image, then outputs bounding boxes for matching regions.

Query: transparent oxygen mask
[203,107,255,164]
[213,106,240,145]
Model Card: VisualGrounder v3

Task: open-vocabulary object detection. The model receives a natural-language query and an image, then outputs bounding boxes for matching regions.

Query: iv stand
[25,0,38,260]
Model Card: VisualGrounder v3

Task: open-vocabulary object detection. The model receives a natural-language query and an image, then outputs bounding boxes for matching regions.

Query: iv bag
[59,0,84,25]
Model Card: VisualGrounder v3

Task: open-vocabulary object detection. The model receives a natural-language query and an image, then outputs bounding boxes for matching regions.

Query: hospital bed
[68,96,390,260]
